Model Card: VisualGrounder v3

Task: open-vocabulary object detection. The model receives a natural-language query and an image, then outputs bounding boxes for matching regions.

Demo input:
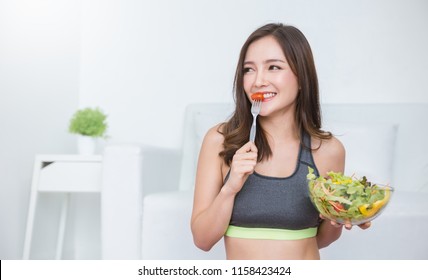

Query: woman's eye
[269,65,281,70]
[243,67,254,73]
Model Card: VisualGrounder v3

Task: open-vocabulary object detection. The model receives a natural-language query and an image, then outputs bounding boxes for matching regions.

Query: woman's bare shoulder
[312,135,345,175]
[315,136,344,155]
[196,123,227,187]
[202,123,225,147]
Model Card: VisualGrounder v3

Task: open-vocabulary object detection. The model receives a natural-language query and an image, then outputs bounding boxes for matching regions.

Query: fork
[249,99,262,142]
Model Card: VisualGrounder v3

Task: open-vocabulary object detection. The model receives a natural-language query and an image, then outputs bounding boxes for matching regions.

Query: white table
[23,155,102,259]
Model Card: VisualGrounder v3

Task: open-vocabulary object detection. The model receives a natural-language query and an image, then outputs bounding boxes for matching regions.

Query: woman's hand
[331,220,371,230]
[321,214,372,230]
[224,141,258,194]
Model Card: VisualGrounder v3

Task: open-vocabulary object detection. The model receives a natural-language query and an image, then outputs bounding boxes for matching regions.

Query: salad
[307,167,392,224]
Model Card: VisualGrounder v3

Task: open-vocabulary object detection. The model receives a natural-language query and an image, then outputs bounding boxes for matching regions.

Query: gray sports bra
[225,132,321,238]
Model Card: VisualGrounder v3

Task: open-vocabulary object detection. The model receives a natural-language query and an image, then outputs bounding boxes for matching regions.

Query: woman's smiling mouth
[262,92,276,99]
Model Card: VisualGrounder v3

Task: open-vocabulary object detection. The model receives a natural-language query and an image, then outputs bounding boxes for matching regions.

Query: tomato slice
[251,92,264,101]
[328,200,345,212]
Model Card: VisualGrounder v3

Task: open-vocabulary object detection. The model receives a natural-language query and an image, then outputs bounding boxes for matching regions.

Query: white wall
[0,0,80,259]
[79,0,428,150]
[1,0,427,259]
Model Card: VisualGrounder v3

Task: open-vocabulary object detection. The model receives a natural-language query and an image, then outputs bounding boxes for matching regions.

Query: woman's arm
[316,219,342,249]
[313,136,345,248]
[314,136,372,248]
[191,125,258,251]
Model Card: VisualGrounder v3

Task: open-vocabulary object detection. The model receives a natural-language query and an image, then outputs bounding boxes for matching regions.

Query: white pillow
[324,121,398,185]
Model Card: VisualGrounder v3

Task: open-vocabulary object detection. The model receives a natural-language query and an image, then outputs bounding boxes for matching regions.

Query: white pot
[78,135,96,155]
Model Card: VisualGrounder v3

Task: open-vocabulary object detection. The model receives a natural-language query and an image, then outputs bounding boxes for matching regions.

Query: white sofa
[101,103,428,260]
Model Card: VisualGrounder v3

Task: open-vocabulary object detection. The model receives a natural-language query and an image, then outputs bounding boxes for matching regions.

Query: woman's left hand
[321,215,371,230]
[330,219,371,230]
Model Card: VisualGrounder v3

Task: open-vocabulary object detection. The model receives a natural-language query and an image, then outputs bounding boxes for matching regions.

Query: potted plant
[69,107,108,154]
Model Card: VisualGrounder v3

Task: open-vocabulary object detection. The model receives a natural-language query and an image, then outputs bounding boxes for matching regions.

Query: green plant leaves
[68,107,108,138]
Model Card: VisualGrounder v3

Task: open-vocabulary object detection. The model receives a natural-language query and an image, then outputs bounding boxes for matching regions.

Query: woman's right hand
[224,141,258,194]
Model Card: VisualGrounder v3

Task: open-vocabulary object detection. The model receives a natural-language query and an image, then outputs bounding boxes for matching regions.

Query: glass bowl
[307,179,393,225]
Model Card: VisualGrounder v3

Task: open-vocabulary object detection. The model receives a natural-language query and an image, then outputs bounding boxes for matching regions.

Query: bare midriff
[224,236,320,260]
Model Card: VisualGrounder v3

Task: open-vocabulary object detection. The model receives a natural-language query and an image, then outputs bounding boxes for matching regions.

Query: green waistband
[225,225,318,240]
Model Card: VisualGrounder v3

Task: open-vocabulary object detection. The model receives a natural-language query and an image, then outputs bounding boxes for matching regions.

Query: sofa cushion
[141,190,226,260]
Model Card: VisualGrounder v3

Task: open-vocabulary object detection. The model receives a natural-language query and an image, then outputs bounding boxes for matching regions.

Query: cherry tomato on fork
[251,92,264,101]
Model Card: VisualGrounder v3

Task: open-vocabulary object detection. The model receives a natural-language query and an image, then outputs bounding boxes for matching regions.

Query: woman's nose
[254,70,268,87]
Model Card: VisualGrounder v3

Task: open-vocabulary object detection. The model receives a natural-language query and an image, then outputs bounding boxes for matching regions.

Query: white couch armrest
[141,190,226,260]
[101,144,181,259]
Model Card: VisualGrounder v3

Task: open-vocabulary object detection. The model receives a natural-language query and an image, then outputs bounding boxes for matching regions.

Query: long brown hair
[219,23,331,166]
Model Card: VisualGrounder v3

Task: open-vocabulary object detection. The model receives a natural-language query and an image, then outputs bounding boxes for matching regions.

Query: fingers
[232,142,258,175]
[319,215,346,229]
[230,142,258,178]
[236,141,258,154]
[225,142,259,194]
[344,222,353,230]
[331,221,352,230]
[329,220,345,229]
[343,221,371,230]
[321,215,351,229]
[320,214,372,230]
[328,220,371,230]
[358,221,371,230]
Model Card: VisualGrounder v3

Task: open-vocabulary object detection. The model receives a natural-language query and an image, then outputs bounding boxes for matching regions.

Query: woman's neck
[259,112,299,143]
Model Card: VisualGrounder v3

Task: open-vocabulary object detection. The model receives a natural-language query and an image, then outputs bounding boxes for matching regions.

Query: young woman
[191,23,370,260]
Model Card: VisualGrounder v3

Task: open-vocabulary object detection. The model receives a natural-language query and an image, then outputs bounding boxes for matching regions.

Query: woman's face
[243,35,299,117]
